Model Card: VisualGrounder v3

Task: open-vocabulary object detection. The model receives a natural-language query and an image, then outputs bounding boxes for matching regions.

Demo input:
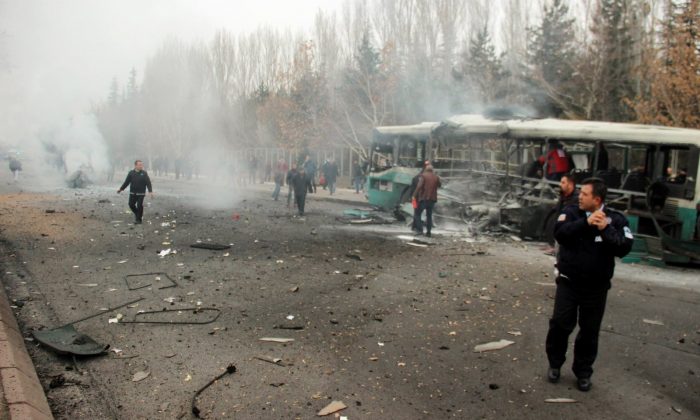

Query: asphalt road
[0,172,698,419]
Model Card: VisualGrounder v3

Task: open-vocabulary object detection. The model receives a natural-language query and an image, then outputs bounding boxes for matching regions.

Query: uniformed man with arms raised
[545,178,633,391]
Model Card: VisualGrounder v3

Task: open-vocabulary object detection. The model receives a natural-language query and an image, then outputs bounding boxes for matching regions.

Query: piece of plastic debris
[544,398,577,403]
[111,348,123,355]
[163,297,177,303]
[448,331,457,336]
[507,331,522,336]
[108,317,119,324]
[286,315,295,320]
[132,371,150,382]
[77,283,98,287]
[118,260,128,264]
[317,400,347,416]
[290,286,299,292]
[184,374,192,382]
[378,342,385,347]
[276,260,284,263]
[473,339,515,353]
[158,249,172,257]
[223,253,230,257]
[259,337,294,343]
[643,319,664,326]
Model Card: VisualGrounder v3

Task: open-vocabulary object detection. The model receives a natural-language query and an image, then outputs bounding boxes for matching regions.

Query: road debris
[473,339,515,353]
[158,249,172,257]
[254,356,287,366]
[33,325,109,356]
[125,272,177,290]
[259,337,294,343]
[131,371,150,382]
[642,319,664,326]
[317,400,347,416]
[507,331,522,336]
[544,398,577,403]
[190,243,231,251]
[121,308,221,324]
[192,364,236,418]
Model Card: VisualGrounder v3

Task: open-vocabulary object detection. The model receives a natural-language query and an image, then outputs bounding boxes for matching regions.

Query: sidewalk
[0,285,53,420]
[243,182,370,208]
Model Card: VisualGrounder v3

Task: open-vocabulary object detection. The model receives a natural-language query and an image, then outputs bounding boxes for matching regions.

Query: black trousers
[128,194,145,221]
[546,276,608,379]
[416,200,436,234]
[295,193,306,215]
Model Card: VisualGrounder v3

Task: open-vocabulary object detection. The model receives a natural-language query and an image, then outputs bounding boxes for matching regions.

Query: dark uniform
[546,204,633,381]
[290,171,313,216]
[119,170,153,223]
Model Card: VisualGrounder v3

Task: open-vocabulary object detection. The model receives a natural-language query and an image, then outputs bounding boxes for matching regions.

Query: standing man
[544,173,579,254]
[538,142,571,181]
[302,155,317,193]
[351,160,364,194]
[412,164,441,237]
[546,178,633,391]
[291,167,313,216]
[325,158,339,195]
[272,158,287,201]
[118,160,153,224]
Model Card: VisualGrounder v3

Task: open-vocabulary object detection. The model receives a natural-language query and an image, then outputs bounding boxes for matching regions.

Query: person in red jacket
[412,165,441,237]
[538,142,571,181]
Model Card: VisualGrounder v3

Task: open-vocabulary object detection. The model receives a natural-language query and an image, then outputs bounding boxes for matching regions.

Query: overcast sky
[0,0,340,145]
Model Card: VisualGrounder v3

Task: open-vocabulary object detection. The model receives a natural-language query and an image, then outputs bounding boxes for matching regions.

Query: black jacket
[291,172,313,195]
[119,170,152,194]
[554,205,633,288]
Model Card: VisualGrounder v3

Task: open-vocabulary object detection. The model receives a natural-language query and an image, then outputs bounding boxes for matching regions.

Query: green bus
[368,115,700,264]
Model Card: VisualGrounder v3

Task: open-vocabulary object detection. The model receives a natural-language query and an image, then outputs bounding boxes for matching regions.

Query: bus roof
[373,122,438,139]
[441,114,700,147]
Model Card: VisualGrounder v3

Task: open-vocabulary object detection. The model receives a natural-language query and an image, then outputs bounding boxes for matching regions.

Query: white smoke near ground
[52,114,110,176]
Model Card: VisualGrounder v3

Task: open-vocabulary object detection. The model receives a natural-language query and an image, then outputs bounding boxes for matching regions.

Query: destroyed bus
[368,115,700,264]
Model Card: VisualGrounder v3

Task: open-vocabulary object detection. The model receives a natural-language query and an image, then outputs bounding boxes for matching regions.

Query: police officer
[118,160,153,224]
[545,178,633,391]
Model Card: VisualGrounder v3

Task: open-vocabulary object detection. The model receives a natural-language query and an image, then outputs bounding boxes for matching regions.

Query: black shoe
[135,219,142,225]
[547,367,560,383]
[426,232,432,237]
[415,231,424,236]
[576,377,592,392]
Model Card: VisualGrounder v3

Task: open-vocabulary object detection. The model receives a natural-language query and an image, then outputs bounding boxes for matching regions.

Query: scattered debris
[473,339,515,353]
[317,400,347,416]
[125,272,177,291]
[489,383,500,390]
[273,325,305,330]
[76,283,98,287]
[259,337,294,343]
[643,319,664,326]
[192,364,236,418]
[345,253,363,261]
[254,356,287,366]
[132,371,150,382]
[190,243,231,251]
[507,331,522,336]
[33,325,110,356]
[158,249,172,257]
[290,286,299,293]
[672,406,682,414]
[545,398,577,403]
[121,308,221,325]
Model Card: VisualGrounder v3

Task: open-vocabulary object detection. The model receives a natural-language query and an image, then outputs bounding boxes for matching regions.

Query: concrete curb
[0,286,53,420]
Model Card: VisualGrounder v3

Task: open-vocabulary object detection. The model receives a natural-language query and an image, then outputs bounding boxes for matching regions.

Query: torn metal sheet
[33,325,109,356]
[124,272,177,291]
[190,243,231,251]
[473,339,515,353]
[120,308,221,325]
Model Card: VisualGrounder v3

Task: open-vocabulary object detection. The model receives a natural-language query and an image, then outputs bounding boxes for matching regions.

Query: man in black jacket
[290,167,313,216]
[118,160,153,224]
[546,178,633,392]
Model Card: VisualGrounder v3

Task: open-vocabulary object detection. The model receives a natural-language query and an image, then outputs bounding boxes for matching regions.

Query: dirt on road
[0,174,698,419]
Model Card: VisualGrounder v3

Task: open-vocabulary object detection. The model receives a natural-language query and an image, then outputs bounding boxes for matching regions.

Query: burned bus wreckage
[367,114,700,265]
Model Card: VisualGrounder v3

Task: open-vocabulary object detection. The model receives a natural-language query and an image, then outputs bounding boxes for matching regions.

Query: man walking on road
[118,160,153,224]
[291,167,313,216]
[412,164,441,237]
[546,178,633,391]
